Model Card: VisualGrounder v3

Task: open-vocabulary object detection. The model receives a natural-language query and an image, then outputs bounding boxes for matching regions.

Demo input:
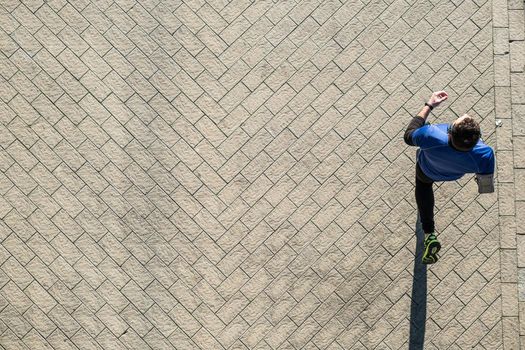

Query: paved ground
[495,0,525,348]
[0,0,523,349]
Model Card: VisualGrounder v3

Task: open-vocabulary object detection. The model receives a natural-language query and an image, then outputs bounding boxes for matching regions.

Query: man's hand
[427,91,448,108]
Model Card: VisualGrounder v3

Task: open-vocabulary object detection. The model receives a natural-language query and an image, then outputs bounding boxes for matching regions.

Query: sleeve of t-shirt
[411,125,432,148]
[403,117,425,146]
[478,148,495,174]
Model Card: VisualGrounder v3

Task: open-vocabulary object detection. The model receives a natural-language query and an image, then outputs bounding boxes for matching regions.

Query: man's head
[448,114,481,151]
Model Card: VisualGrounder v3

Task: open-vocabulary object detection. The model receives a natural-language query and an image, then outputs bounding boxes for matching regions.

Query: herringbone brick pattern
[0,0,501,349]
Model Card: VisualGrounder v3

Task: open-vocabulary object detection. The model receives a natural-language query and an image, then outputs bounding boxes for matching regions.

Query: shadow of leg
[409,212,427,350]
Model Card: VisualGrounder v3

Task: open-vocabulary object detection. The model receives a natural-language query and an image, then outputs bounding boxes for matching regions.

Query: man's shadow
[409,213,427,350]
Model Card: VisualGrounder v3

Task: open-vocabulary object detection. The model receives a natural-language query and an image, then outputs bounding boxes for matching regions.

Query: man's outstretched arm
[476,149,496,193]
[403,91,449,146]
[403,105,432,146]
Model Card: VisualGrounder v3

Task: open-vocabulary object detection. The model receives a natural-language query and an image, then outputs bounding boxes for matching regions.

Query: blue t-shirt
[412,123,495,181]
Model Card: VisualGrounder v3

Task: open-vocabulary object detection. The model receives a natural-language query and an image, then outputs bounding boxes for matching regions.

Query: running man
[404,91,495,264]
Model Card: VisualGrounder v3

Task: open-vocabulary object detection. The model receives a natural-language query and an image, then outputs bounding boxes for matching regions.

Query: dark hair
[449,116,481,150]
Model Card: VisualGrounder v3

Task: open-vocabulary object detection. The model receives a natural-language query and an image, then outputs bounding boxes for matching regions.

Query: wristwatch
[424,102,434,110]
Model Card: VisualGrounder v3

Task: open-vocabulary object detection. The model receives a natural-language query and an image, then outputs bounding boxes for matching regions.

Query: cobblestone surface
[0,0,515,349]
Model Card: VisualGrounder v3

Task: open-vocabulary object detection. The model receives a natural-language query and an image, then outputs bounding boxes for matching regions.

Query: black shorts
[416,162,434,184]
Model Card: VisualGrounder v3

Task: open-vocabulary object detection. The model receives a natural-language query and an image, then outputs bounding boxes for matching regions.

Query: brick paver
[494,0,525,348]
[0,0,516,348]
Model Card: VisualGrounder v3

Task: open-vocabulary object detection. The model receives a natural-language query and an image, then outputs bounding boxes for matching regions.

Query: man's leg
[415,163,440,264]
[415,176,435,235]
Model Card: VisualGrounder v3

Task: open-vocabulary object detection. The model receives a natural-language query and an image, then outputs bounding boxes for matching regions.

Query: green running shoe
[422,234,441,264]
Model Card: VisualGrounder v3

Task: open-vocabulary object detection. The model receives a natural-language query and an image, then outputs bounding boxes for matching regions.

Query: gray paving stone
[0,0,516,348]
